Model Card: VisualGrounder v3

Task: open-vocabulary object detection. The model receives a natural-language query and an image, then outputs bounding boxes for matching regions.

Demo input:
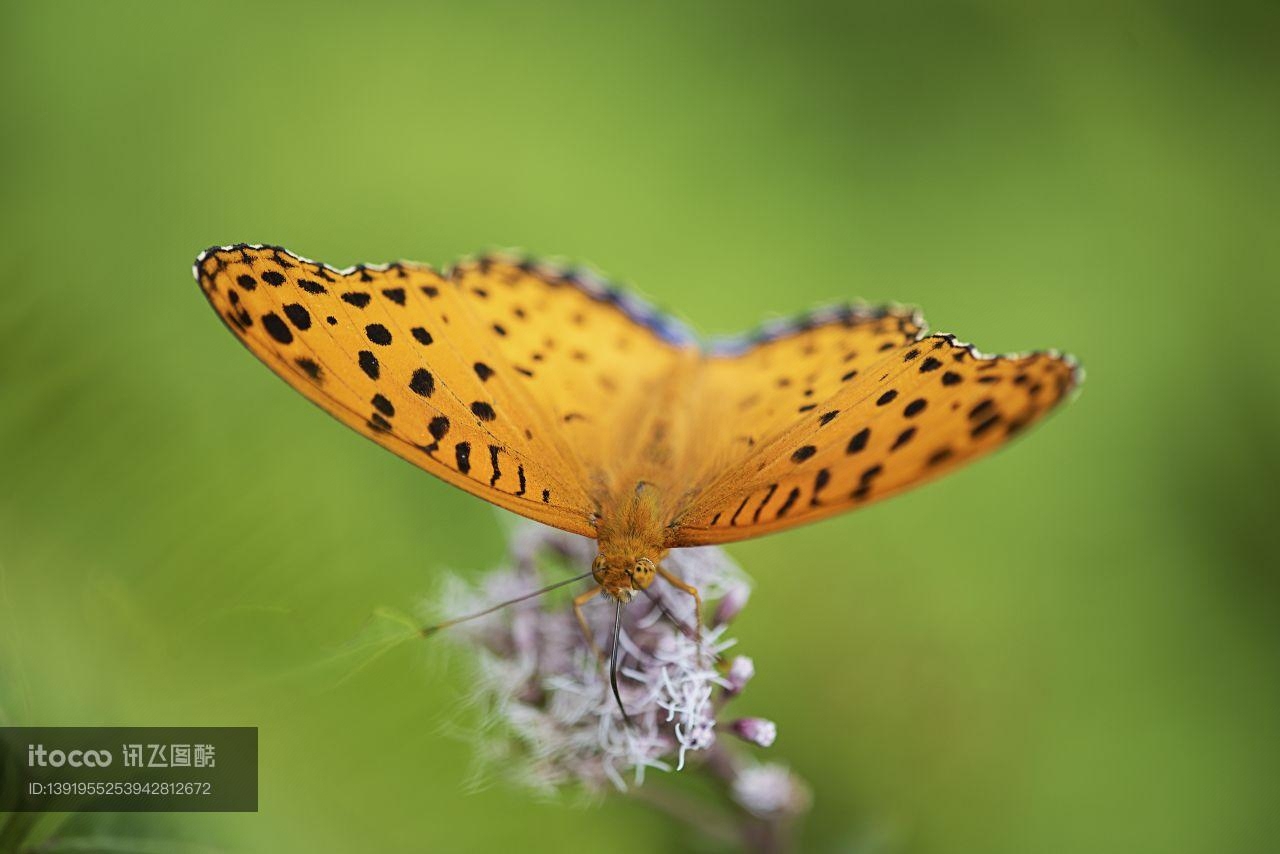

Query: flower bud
[713,583,751,625]
[731,762,812,817]
[724,655,755,695]
[730,717,777,748]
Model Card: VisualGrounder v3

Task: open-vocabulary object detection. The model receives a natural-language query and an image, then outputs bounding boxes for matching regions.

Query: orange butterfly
[195,244,1079,619]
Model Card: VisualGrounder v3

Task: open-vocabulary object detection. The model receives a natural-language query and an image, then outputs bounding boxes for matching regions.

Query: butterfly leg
[573,585,606,663]
[656,565,703,651]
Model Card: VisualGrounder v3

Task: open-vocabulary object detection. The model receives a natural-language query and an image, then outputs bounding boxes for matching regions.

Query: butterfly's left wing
[194,245,693,537]
[672,324,1079,545]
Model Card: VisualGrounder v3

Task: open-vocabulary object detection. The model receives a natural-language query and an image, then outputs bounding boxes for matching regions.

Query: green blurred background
[2,1,1277,851]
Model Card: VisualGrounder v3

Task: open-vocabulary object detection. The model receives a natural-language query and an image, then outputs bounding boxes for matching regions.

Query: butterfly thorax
[592,483,671,602]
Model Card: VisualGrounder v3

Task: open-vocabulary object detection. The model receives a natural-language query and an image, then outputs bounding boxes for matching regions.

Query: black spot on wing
[409,368,435,397]
[927,447,954,466]
[971,414,1002,438]
[283,303,311,330]
[488,445,502,487]
[421,416,448,456]
[776,487,801,518]
[791,445,817,463]
[262,313,292,344]
[810,469,830,505]
[969,399,995,420]
[752,484,779,523]
[295,357,322,380]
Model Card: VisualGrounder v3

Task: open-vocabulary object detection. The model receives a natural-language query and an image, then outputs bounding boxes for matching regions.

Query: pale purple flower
[714,582,752,626]
[428,523,764,792]
[731,762,813,818]
[730,717,778,748]
[725,655,756,695]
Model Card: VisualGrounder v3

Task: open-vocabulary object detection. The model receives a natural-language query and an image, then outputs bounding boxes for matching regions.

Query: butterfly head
[592,554,658,603]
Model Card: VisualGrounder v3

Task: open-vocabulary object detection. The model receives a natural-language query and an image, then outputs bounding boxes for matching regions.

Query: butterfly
[194,244,1079,619]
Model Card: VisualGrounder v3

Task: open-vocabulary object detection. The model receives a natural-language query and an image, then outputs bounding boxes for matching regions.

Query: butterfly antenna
[609,599,634,728]
[420,571,593,638]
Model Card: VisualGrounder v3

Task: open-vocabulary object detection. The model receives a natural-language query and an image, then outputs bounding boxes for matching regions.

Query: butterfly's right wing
[194,245,691,537]
[671,312,1079,545]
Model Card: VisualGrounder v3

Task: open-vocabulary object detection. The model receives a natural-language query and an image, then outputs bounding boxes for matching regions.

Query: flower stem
[627,785,739,846]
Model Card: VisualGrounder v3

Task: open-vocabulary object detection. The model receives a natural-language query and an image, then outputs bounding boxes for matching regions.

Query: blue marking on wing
[475,250,918,355]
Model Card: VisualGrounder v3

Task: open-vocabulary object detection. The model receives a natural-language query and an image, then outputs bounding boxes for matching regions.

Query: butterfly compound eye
[633,557,656,584]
